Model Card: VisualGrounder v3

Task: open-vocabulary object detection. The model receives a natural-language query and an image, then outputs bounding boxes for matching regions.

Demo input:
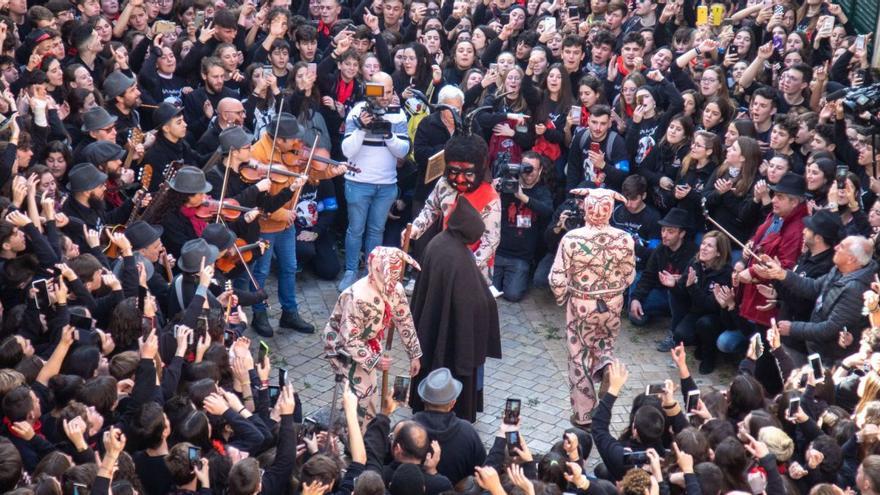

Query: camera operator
[492,151,552,302]
[339,72,410,292]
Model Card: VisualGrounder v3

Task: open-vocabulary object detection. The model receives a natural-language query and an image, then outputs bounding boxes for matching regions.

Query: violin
[288,140,362,173]
[195,199,259,221]
[215,239,269,273]
[239,162,306,184]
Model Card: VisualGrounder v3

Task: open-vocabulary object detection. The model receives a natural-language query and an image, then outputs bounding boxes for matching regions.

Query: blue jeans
[627,272,672,326]
[344,181,397,272]
[492,255,531,302]
[251,227,297,312]
[717,330,748,354]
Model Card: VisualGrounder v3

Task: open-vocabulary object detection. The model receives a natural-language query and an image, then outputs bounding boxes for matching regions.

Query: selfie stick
[700,198,762,261]
[379,223,412,412]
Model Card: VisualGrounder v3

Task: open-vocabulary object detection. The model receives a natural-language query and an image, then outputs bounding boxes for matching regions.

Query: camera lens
[522,165,534,173]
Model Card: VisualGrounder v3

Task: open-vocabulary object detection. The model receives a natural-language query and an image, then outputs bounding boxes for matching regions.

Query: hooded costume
[323,246,422,419]
[549,188,635,426]
[409,198,502,422]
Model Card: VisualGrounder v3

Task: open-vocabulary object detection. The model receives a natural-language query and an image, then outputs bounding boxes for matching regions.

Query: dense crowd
[0,0,878,492]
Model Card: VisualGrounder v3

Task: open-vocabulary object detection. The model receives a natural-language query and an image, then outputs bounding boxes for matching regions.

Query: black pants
[296,235,340,280]
[672,312,722,365]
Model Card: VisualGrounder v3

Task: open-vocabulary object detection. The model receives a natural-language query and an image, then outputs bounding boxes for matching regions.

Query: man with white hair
[757,234,877,366]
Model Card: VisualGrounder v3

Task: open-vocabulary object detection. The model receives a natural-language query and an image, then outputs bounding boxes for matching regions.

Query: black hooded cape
[409,198,502,422]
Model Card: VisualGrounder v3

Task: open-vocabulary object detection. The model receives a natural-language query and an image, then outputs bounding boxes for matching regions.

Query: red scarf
[104,178,123,208]
[336,78,354,105]
[442,183,498,262]
[180,206,208,236]
[212,439,226,456]
[3,417,42,438]
[317,20,333,36]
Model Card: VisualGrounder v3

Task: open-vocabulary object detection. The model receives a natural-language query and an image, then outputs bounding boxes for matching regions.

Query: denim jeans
[627,272,672,327]
[717,330,748,354]
[492,255,531,302]
[532,252,555,288]
[344,181,397,272]
[251,227,297,313]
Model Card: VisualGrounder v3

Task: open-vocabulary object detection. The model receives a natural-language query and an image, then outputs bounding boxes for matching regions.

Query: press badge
[516,214,532,228]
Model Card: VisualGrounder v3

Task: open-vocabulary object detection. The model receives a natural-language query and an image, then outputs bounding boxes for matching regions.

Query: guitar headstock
[140,164,153,190]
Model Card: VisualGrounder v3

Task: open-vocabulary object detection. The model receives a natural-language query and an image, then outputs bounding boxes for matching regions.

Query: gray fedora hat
[103,70,136,100]
[177,238,219,273]
[124,220,163,251]
[112,252,154,280]
[219,126,253,153]
[67,163,108,192]
[417,368,462,405]
[201,223,236,251]
[81,107,118,132]
[168,166,212,194]
[266,112,302,139]
[81,141,125,164]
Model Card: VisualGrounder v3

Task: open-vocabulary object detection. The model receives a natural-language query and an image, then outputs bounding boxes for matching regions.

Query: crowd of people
[0,0,879,491]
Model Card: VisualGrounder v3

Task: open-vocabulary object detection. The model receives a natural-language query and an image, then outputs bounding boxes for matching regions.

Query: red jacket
[739,202,808,326]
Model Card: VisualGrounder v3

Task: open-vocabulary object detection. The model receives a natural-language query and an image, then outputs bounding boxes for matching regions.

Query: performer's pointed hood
[447,197,485,245]
[570,187,626,226]
[366,246,419,304]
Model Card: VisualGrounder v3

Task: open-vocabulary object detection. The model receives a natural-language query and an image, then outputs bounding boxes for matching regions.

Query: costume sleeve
[336,292,383,372]
[473,198,501,278]
[410,179,451,239]
[549,232,572,305]
[391,286,422,360]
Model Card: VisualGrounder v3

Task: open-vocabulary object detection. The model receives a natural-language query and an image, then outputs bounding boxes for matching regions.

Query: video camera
[495,163,534,195]
[361,82,402,138]
[828,82,880,115]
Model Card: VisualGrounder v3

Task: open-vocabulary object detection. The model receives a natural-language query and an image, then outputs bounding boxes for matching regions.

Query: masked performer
[408,135,500,283]
[549,188,636,428]
[323,246,422,419]
[409,197,502,422]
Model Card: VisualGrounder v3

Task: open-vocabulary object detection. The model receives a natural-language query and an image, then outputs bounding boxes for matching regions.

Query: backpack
[572,127,621,183]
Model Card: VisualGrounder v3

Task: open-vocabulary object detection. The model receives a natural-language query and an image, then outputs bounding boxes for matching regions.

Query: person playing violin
[201,223,266,309]
[249,112,348,337]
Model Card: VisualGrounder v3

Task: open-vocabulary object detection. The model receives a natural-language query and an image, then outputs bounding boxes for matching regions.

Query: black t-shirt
[611,203,662,269]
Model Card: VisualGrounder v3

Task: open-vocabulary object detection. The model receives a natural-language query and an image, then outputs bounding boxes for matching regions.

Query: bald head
[392,421,429,463]
[370,72,395,108]
[217,98,244,127]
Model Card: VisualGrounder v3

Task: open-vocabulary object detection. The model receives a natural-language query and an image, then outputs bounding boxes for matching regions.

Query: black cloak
[409,197,502,422]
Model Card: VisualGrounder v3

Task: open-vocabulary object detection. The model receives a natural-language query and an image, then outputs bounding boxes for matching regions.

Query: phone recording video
[505,430,520,454]
[788,397,800,418]
[645,383,665,395]
[686,390,701,413]
[623,450,648,466]
[32,279,51,310]
[808,353,824,383]
[258,340,270,364]
[392,375,411,402]
[503,398,521,425]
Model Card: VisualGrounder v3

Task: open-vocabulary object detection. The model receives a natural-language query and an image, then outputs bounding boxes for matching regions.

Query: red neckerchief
[336,78,354,105]
[212,439,226,456]
[3,417,42,438]
[104,178,123,208]
[317,20,334,36]
[366,302,392,354]
[180,206,208,237]
[579,107,590,127]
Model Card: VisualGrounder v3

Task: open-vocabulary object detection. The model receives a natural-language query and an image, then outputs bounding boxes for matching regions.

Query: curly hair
[620,468,651,495]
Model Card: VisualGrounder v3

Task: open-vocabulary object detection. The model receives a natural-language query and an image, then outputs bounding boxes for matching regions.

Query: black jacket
[593,392,666,482]
[412,112,452,202]
[159,208,197,260]
[773,248,835,323]
[672,260,732,316]
[182,86,239,146]
[412,410,486,485]
[140,134,204,192]
[61,197,135,250]
[632,241,698,303]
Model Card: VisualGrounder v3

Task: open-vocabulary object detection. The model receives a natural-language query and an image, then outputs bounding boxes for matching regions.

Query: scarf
[336,78,354,105]
[317,20,333,36]
[180,206,208,236]
[3,417,42,438]
[442,183,498,263]
[104,178,123,208]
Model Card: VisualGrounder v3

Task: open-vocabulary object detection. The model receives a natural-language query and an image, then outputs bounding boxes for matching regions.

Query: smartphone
[686,389,701,413]
[772,33,784,53]
[307,62,317,75]
[636,94,645,106]
[821,15,834,33]
[174,325,194,345]
[710,3,724,26]
[590,142,601,154]
[773,4,784,16]
[32,279,50,310]
[258,340,269,364]
[503,398,521,425]
[262,64,273,78]
[153,20,176,34]
[570,105,582,120]
[808,353,824,383]
[137,285,147,311]
[696,4,708,26]
[750,333,764,359]
[788,397,800,417]
[70,313,93,331]
[268,385,281,406]
[505,430,520,453]
[541,17,556,33]
[489,63,498,72]
[279,368,288,388]
[728,44,738,56]
[623,450,648,465]
[856,35,866,51]
[188,446,201,462]
[392,375,411,402]
[836,165,848,189]
[224,329,235,347]
[73,483,88,495]
[194,10,205,28]
[645,383,665,395]
[567,5,579,19]
[499,12,510,24]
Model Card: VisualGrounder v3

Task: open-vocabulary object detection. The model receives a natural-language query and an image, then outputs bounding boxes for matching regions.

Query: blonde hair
[758,426,794,462]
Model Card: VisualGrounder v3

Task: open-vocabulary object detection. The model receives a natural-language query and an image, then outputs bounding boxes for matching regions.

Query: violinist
[141,102,204,192]
[166,237,239,323]
[249,112,347,337]
[201,223,265,308]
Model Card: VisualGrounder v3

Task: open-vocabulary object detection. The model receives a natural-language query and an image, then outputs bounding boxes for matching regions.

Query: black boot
[251,311,274,337]
[279,311,315,334]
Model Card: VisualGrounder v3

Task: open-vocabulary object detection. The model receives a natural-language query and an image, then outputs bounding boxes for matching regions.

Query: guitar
[103,164,153,258]
[122,127,145,171]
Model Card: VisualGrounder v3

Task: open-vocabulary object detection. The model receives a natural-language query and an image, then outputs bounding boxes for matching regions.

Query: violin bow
[218,217,272,312]
[265,96,285,180]
[289,135,319,207]
[216,151,233,223]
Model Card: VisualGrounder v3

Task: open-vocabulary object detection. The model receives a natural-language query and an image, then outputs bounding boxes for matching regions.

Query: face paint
[446,161,479,193]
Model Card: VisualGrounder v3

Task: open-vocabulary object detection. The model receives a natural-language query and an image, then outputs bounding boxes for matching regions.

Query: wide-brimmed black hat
[803,209,843,245]
[67,163,108,192]
[103,70,136,100]
[658,207,690,229]
[153,101,184,131]
[219,126,253,153]
[168,166,212,194]
[201,223,236,251]
[81,107,117,132]
[769,172,806,197]
[81,141,125,164]
[266,112,302,139]
[417,368,462,405]
[124,221,163,250]
[177,238,219,273]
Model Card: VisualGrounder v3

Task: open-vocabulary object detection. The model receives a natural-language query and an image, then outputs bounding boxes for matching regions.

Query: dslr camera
[561,200,585,231]
[495,163,533,195]
[360,82,402,138]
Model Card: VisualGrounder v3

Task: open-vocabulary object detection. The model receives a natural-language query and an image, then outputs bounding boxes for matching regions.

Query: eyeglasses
[691,142,707,149]
[446,166,476,178]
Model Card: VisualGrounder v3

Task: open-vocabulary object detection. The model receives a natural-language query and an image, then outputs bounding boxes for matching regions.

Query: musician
[250,112,347,337]
[141,102,203,192]
[80,141,131,209]
[123,220,173,311]
[196,98,246,156]
[60,162,138,251]
[102,71,142,148]
[73,107,118,163]
[200,223,264,308]
[166,237,238,322]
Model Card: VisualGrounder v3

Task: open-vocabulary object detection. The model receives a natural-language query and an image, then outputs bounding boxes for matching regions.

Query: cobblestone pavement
[258,270,728,463]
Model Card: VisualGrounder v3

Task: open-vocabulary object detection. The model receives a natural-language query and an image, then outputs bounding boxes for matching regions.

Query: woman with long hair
[393,42,442,103]
[533,64,573,176]
[613,72,646,122]
[675,131,722,227]
[442,39,478,86]
[142,167,213,259]
[724,119,758,148]
[244,63,282,138]
[702,136,763,244]
[64,88,101,145]
[475,65,538,173]
[699,96,734,137]
[636,114,694,212]
[40,141,74,184]
[289,62,331,151]
[698,66,730,100]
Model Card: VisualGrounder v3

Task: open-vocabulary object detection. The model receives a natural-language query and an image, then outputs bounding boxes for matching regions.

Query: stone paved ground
[256,270,729,464]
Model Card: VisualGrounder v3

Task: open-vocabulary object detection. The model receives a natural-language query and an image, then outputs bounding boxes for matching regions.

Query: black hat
[152,101,183,131]
[168,166,212,194]
[201,223,236,251]
[658,207,690,229]
[803,209,844,245]
[769,172,806,197]
[124,220,163,250]
[81,107,117,132]
[103,70,135,100]
[81,141,125,164]
[177,238,219,273]
[219,126,253,153]
[266,112,302,139]
[67,163,108,192]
